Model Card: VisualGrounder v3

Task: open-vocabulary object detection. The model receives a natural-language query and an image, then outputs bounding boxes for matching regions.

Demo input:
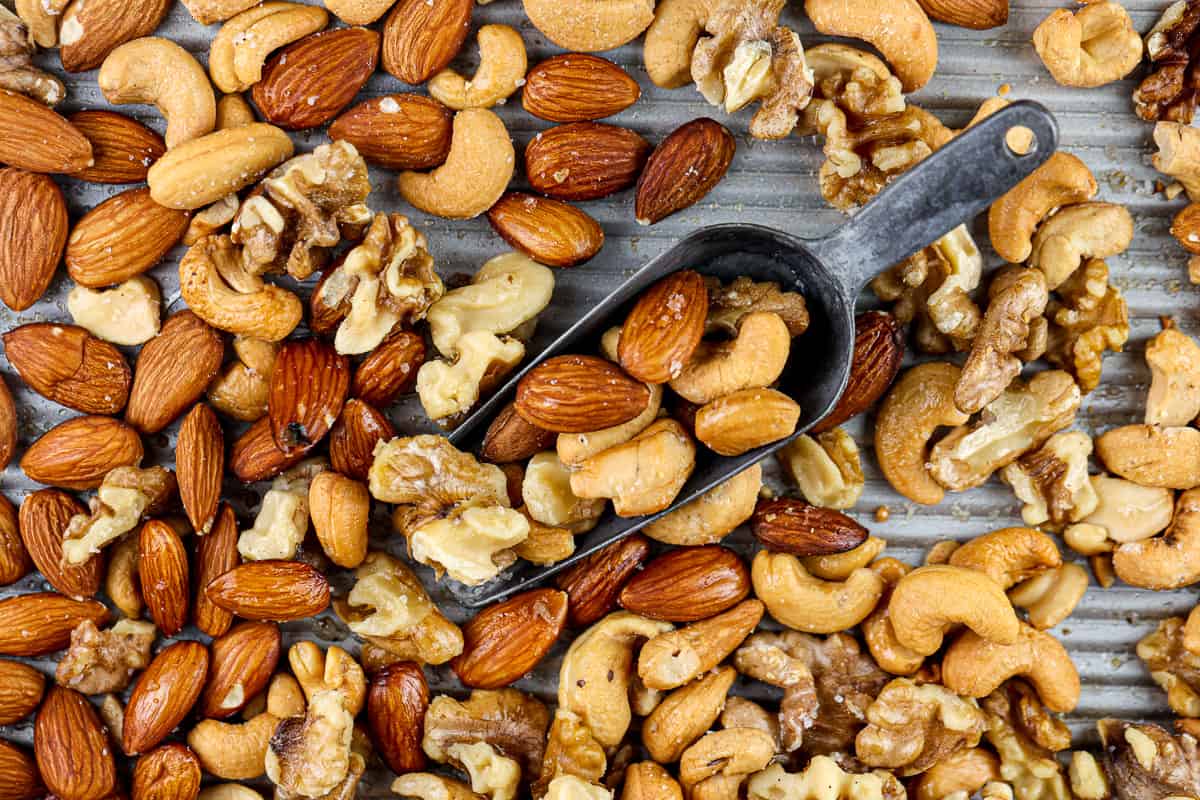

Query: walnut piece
[1004,680,1072,754]
[981,689,1071,800]
[733,631,819,752]
[55,619,155,695]
[534,710,606,800]
[1000,430,1099,528]
[62,466,176,565]
[1134,0,1200,122]
[238,459,326,562]
[746,757,892,800]
[1045,259,1129,393]
[416,331,525,424]
[423,689,551,783]
[705,275,809,338]
[370,435,510,518]
[1098,719,1200,800]
[856,678,986,775]
[266,689,356,800]
[450,742,522,800]
[1138,617,1200,717]
[0,9,64,105]
[409,503,529,585]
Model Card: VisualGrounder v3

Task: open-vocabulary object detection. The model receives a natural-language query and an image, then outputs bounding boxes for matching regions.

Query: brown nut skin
[555,534,651,627]
[126,310,226,435]
[123,640,210,755]
[636,118,735,226]
[19,489,102,600]
[619,545,750,622]
[942,623,1080,712]
[230,416,309,483]
[452,589,568,689]
[193,504,239,637]
[481,402,556,464]
[624,762,683,800]
[751,497,869,556]
[205,560,331,621]
[329,399,397,482]
[131,743,202,800]
[0,739,41,800]
[0,495,31,586]
[352,331,425,407]
[200,621,281,719]
[525,121,651,201]
[814,311,905,433]
[516,355,651,433]
[618,270,708,385]
[139,519,191,637]
[381,0,472,85]
[888,565,1021,657]
[329,94,453,171]
[367,661,429,776]
[20,416,144,491]
[0,659,45,725]
[35,685,117,800]
[522,54,641,122]
[487,192,605,268]
[0,593,111,657]
[947,527,1062,589]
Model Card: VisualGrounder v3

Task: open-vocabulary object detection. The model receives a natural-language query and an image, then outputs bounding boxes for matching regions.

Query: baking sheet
[0,0,1191,784]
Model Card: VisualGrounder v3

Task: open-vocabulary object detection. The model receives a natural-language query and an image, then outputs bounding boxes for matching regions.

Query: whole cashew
[179,235,303,341]
[804,0,937,91]
[209,3,330,94]
[670,312,791,404]
[751,550,884,634]
[429,25,527,110]
[888,565,1020,656]
[947,527,1062,590]
[523,0,655,53]
[942,623,1080,713]
[643,666,736,763]
[398,108,514,219]
[643,463,761,546]
[188,673,306,779]
[803,536,887,581]
[98,37,217,148]
[1028,202,1134,289]
[987,152,1097,264]
[643,0,712,88]
[1096,424,1200,490]
[638,599,764,690]
[1113,488,1200,590]
[862,557,924,676]
[325,0,395,24]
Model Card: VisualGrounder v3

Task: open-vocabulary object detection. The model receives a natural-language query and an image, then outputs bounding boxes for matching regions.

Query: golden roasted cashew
[98,37,217,148]
[14,0,64,48]
[862,557,924,677]
[694,388,801,456]
[188,673,306,779]
[638,600,764,690]
[942,623,1080,713]
[559,384,663,467]
[105,535,143,619]
[643,666,736,763]
[523,0,654,52]
[1031,1,1141,88]
[398,108,514,219]
[179,235,303,341]
[670,311,791,404]
[1008,563,1089,630]
[1154,121,1200,203]
[643,463,760,546]
[1096,424,1200,489]
[570,418,696,517]
[624,763,684,800]
[643,0,715,88]
[1146,328,1200,426]
[1028,202,1134,290]
[215,93,255,130]
[209,2,329,94]
[804,0,936,91]
[751,550,884,634]
[888,565,1020,656]
[802,536,887,581]
[182,0,262,24]
[679,728,776,800]
[987,152,1098,264]
[1065,474,1174,555]
[947,527,1062,590]
[208,336,277,422]
[429,25,527,110]
[1113,488,1200,590]
[912,748,1001,800]
[148,123,295,210]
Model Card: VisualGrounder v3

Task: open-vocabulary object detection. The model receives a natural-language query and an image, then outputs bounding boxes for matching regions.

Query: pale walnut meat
[407,503,530,586]
[238,459,326,562]
[61,466,176,565]
[1045,259,1129,394]
[1138,617,1200,717]
[0,9,64,105]
[448,742,521,800]
[416,332,525,425]
[232,140,372,280]
[266,689,357,800]
[981,688,1071,800]
[55,619,156,695]
[856,678,986,776]
[423,689,551,783]
[1134,0,1200,123]
[370,435,511,521]
[704,276,809,338]
[1098,718,1200,800]
[1000,430,1099,529]
[533,710,606,800]
[732,631,819,752]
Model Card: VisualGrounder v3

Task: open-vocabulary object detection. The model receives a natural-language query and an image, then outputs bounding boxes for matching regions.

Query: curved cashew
[643,0,711,88]
[947,527,1062,590]
[638,599,764,690]
[1154,121,1200,203]
[874,362,969,506]
[1031,1,1141,89]
[148,123,294,210]
[680,728,775,799]
[942,623,1080,713]
[209,3,329,94]
[888,565,1020,656]
[1114,488,1200,590]
[670,312,791,404]
[804,0,937,91]
[802,536,887,581]
[188,673,306,779]
[98,37,217,148]
[644,463,760,546]
[987,152,1097,264]
[643,666,736,763]
[216,94,256,130]
[398,108,514,219]
[862,558,924,676]
[1028,202,1134,290]
[429,25,527,110]
[15,0,64,48]
[751,550,884,634]
[1008,563,1089,630]
[179,235,303,341]
[695,388,801,456]
[570,418,696,517]
[1096,424,1200,489]
[523,0,655,53]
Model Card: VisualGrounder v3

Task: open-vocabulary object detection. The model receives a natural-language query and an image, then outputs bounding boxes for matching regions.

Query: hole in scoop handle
[812,100,1058,295]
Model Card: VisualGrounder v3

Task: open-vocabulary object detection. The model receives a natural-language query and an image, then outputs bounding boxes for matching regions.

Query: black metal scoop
[444,101,1058,608]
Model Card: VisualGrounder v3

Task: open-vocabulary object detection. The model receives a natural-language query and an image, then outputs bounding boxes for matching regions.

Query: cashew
[67,276,161,347]
[874,362,969,506]
[106,534,143,619]
[947,527,1062,590]
[804,0,937,91]
[209,2,329,94]
[1026,202,1134,291]
[694,388,800,456]
[1032,1,1141,88]
[670,312,791,404]
[523,0,654,52]
[199,786,266,800]
[1146,328,1200,426]
[98,37,217,148]
[680,729,775,800]
[862,558,924,676]
[1113,488,1200,590]
[802,536,887,581]
[1007,563,1089,630]
[216,94,256,130]
[558,384,663,467]
[778,429,864,511]
[1066,475,1174,554]
[182,0,263,24]
[642,666,736,763]
[398,108,514,219]
[570,418,696,517]
[1154,122,1200,203]
[1096,424,1200,489]
[179,235,303,341]
[429,25,527,110]
[392,774,484,800]
[638,600,764,690]
[942,623,1080,713]
[987,152,1098,264]
[642,0,713,89]
[148,123,295,210]
[643,463,761,546]
[187,673,306,779]
[15,0,64,48]
[624,763,683,800]
[751,550,884,634]
[888,565,1021,656]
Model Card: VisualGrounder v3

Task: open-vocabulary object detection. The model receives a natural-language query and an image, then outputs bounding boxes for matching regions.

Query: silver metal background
[0,0,1191,786]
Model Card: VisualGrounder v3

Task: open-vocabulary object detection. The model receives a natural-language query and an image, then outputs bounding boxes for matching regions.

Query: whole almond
[618,270,708,384]
[481,402,556,464]
[60,0,172,72]
[229,416,308,483]
[139,519,190,636]
[0,379,14,474]
[0,659,45,725]
[751,497,869,556]
[487,192,604,268]
[194,504,239,637]
[0,168,68,311]
[352,331,425,407]
[127,311,225,434]
[0,592,110,656]
[3,323,132,415]
[813,311,904,433]
[452,589,567,689]
[252,27,380,131]
[0,739,40,800]
[69,110,166,184]
[0,496,32,586]
[20,416,144,490]
[329,399,396,481]
[269,338,351,454]
[366,662,428,775]
[0,92,93,174]
[635,118,735,225]
[35,685,117,800]
[381,0,471,84]
[555,534,651,627]
[200,621,280,718]
[131,744,202,800]
[66,187,190,288]
[177,404,224,535]
[329,94,453,170]
[205,560,331,621]
[917,0,1006,28]
[515,355,650,433]
[525,122,651,200]
[523,54,641,122]
[123,640,210,755]
[19,489,102,600]
[619,545,750,622]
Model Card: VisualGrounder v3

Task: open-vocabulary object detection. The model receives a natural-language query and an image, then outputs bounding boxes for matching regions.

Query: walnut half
[55,619,156,696]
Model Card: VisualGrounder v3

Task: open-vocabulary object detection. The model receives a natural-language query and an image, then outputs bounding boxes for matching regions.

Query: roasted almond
[20,415,144,491]
[750,497,869,556]
[452,589,567,689]
[366,662,428,775]
[329,399,396,482]
[252,27,380,131]
[229,416,308,483]
[205,560,331,621]
[381,0,471,84]
[200,621,280,719]
[139,519,190,637]
[177,403,224,535]
[35,685,118,800]
[0,379,15,474]
[0,659,46,725]
[635,118,735,226]
[193,504,239,637]
[352,331,425,407]
[917,0,1006,29]
[19,489,102,600]
[481,401,556,464]
[131,743,202,800]
[3,323,132,415]
[66,187,190,288]
[618,545,750,622]
[813,311,904,433]
[269,338,350,454]
[0,739,40,800]
[0,167,68,311]
[0,592,110,656]
[523,54,641,122]
[0,92,92,174]
[487,192,604,268]
[0,496,31,586]
[69,110,166,185]
[329,94,453,170]
[618,270,708,384]
[515,355,650,433]
[60,0,172,72]
[123,640,210,755]
[127,310,225,434]
[525,122,651,201]
[555,534,651,627]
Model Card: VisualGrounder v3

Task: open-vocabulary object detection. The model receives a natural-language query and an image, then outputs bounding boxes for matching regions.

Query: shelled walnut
[1045,259,1129,393]
[1134,0,1200,122]
[55,619,155,695]
[62,466,176,565]
[704,275,809,338]
[982,688,1072,800]
[1097,718,1200,799]
[423,689,551,784]
[1138,617,1200,717]
[0,8,64,105]
[856,679,986,775]
[1000,431,1098,528]
[238,460,325,562]
[266,689,359,800]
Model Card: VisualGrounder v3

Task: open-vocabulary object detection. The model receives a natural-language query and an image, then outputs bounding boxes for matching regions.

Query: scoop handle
[811,100,1058,294]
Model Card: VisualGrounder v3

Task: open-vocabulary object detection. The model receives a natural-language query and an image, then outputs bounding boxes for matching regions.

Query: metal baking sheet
[0,0,1190,783]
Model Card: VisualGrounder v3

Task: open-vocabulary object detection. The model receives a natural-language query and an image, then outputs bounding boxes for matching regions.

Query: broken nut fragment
[62,466,176,565]
[856,678,986,775]
[1000,430,1098,528]
[1032,1,1141,88]
[55,618,155,695]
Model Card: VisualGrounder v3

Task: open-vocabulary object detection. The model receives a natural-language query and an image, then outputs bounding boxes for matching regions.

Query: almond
[229,416,308,483]
[813,311,905,433]
[452,589,567,689]
[515,355,650,433]
[618,545,750,622]
[0,379,14,474]
[366,662,428,775]
[329,399,396,482]
[131,744,202,800]
[0,660,45,725]
[635,118,735,226]
[0,496,32,586]
[35,685,118,800]
[252,27,380,131]
[139,519,190,636]
[205,560,331,621]
[177,403,224,535]
[3,323,132,415]
[127,310,225,434]
[352,331,425,407]
[329,94,453,170]
[0,739,40,800]
[618,270,708,384]
[66,187,190,288]
[0,92,93,174]
[381,0,471,84]
[69,110,166,185]
[123,640,210,755]
[487,192,604,268]
[60,0,172,72]
[269,338,351,454]
[200,621,280,719]
[525,122,651,201]
[481,402,556,464]
[554,534,650,627]
[0,592,110,656]
[18,489,102,600]
[750,497,869,556]
[523,54,641,122]
[193,504,239,637]
[917,0,1006,29]
[20,416,144,491]
[0,167,68,311]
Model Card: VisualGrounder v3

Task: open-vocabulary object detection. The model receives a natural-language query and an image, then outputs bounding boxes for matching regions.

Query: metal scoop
[444,101,1058,608]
